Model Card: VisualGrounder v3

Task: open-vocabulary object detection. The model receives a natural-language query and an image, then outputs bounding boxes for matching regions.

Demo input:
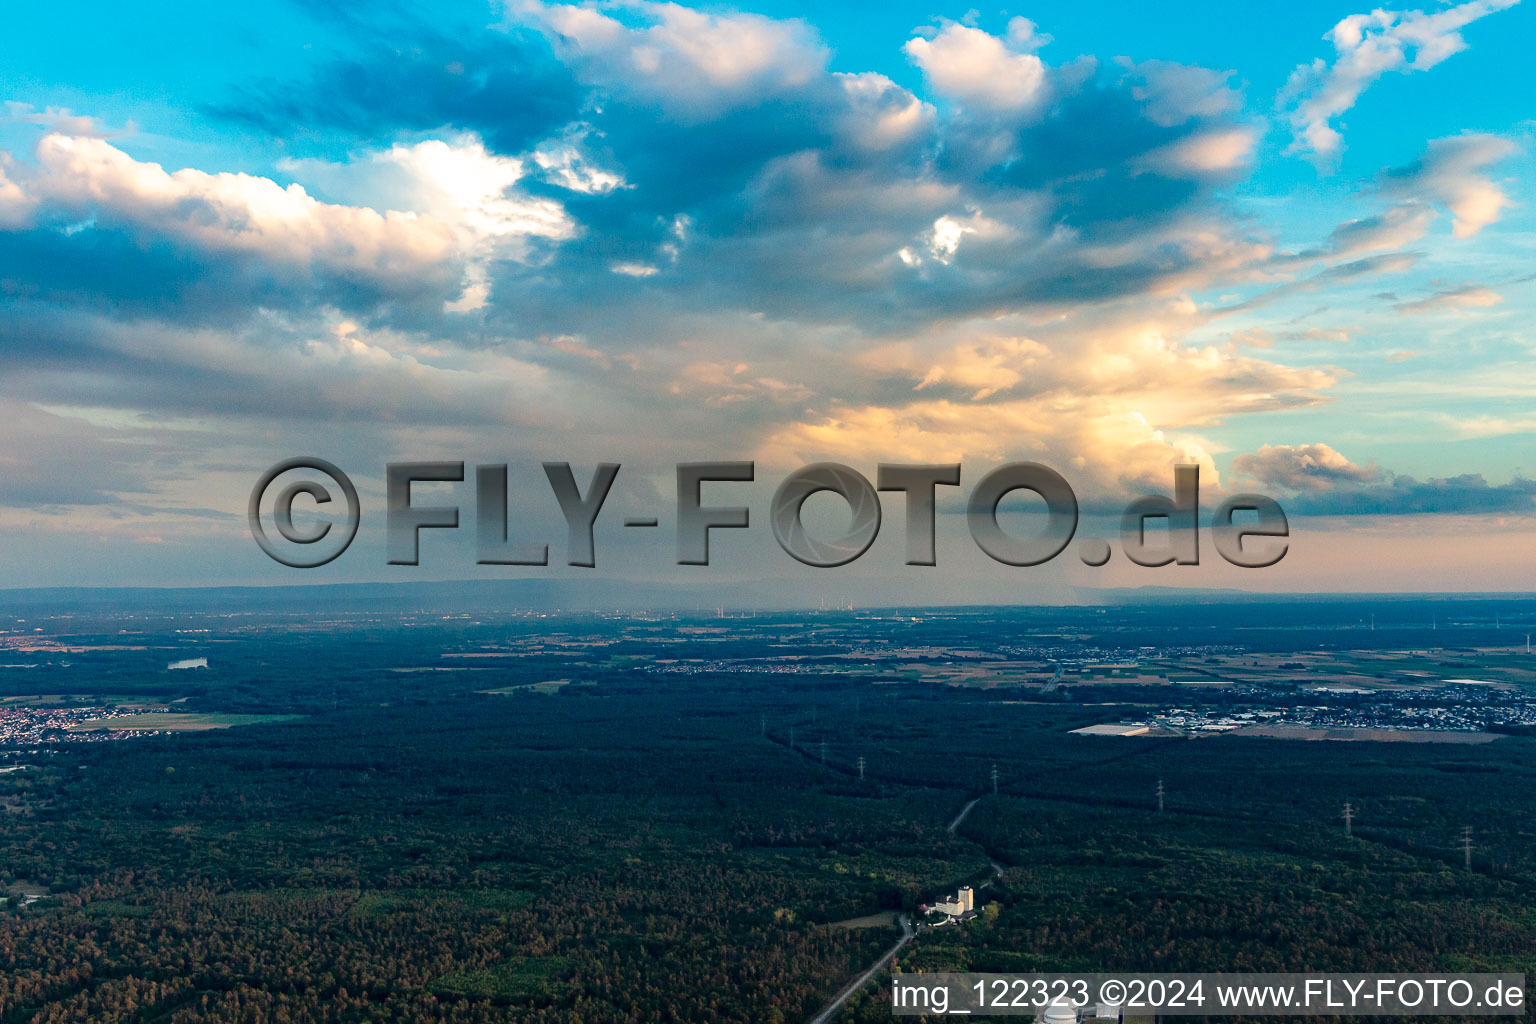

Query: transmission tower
[819,740,827,764]
[1342,800,1354,836]
[760,713,766,739]
[991,764,999,796]
[1156,778,1166,814]
[857,756,866,781]
[1460,826,1474,870]
[789,726,795,750]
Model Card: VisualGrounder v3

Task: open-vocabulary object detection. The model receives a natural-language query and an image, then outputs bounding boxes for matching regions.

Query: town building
[920,885,976,923]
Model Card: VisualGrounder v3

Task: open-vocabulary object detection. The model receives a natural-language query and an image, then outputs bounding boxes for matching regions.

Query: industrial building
[920,885,976,923]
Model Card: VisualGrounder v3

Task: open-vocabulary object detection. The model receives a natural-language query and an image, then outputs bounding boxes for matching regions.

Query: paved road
[807,795,991,1024]
[806,913,913,1024]
[947,796,980,834]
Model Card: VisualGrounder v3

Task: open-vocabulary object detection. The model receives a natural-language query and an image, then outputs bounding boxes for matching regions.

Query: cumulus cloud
[833,72,935,152]
[903,19,1051,114]
[0,134,465,310]
[0,157,27,228]
[521,0,827,118]
[0,133,582,317]
[375,136,577,309]
[1234,443,1384,490]
[378,137,574,242]
[1280,0,1520,162]
[745,305,1334,494]
[0,0,1498,542]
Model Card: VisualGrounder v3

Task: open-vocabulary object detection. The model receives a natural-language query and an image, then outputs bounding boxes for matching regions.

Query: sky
[0,0,1533,600]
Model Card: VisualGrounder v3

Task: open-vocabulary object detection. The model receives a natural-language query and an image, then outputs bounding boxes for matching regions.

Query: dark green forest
[1,605,1533,1022]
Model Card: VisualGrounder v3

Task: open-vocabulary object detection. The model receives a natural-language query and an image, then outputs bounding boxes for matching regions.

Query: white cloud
[0,156,30,228]
[928,215,974,261]
[0,5,1446,539]
[1379,133,1519,237]
[1121,60,1241,127]
[284,135,579,310]
[1141,128,1257,176]
[379,137,572,244]
[1233,443,1382,490]
[0,132,590,315]
[1280,0,1520,162]
[834,72,934,152]
[903,19,1050,114]
[7,134,466,300]
[751,306,1334,494]
[522,0,827,117]
[533,142,625,194]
